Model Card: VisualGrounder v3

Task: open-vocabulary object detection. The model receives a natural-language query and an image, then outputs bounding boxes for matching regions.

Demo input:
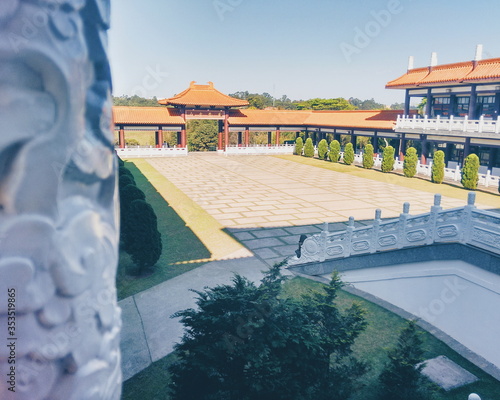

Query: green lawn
[122,276,500,400]
[116,161,211,300]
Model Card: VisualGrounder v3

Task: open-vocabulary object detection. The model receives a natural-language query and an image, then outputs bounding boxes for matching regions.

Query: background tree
[296,98,356,111]
[113,95,160,107]
[187,120,218,151]
[403,147,418,178]
[348,97,385,110]
[379,320,433,400]
[381,145,395,173]
[343,142,354,165]
[461,153,480,190]
[295,136,304,156]
[417,98,427,116]
[329,140,341,163]
[431,150,445,184]
[304,137,315,157]
[363,143,374,169]
[169,266,367,400]
[317,139,328,160]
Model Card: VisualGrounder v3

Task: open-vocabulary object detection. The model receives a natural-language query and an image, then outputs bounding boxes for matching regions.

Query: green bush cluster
[461,153,480,190]
[403,147,418,178]
[381,146,395,173]
[329,140,341,162]
[343,142,354,165]
[362,144,374,169]
[303,137,315,157]
[317,139,328,160]
[294,136,303,155]
[118,157,162,273]
[431,150,445,184]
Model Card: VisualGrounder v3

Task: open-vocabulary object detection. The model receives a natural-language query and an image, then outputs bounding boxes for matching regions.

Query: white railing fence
[396,115,500,134]
[288,192,500,266]
[225,144,295,155]
[115,146,188,157]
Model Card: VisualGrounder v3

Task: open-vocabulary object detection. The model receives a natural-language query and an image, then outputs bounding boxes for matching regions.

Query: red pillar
[245,127,250,147]
[181,125,187,148]
[158,127,163,148]
[218,120,224,150]
[119,127,125,148]
[276,128,281,146]
[224,109,229,150]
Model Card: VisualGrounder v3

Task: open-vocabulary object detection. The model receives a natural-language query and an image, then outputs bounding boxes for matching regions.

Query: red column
[245,127,250,147]
[158,127,163,147]
[181,125,187,148]
[224,109,229,150]
[276,128,281,146]
[119,127,125,148]
[218,120,224,150]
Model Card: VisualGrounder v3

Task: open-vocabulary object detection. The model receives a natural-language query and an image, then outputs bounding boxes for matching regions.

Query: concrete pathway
[119,154,498,381]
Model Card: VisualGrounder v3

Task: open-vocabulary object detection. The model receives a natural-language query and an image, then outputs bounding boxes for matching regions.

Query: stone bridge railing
[287,192,500,266]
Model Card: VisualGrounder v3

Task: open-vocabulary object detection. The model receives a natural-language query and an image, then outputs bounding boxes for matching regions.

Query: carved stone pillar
[0,1,121,399]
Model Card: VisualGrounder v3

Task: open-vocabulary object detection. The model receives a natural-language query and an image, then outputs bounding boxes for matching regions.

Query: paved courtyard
[147,154,492,266]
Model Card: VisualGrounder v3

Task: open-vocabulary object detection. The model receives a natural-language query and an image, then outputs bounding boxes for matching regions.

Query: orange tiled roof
[228,109,398,130]
[463,57,500,82]
[386,57,500,89]
[419,61,473,85]
[386,67,429,88]
[158,81,249,107]
[113,106,184,125]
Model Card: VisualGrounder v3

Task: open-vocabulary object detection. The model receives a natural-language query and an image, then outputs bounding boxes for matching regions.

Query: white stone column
[0,1,121,399]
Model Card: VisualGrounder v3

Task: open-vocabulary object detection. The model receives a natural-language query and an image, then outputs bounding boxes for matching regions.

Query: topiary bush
[403,147,418,178]
[431,150,445,184]
[381,146,395,173]
[362,144,374,169]
[329,140,341,163]
[343,142,354,165]
[317,139,328,160]
[303,137,314,157]
[126,199,163,272]
[461,153,480,190]
[294,137,303,156]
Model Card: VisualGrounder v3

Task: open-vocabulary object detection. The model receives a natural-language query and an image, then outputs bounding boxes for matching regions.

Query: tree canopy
[113,95,161,107]
[169,265,368,400]
[296,98,356,111]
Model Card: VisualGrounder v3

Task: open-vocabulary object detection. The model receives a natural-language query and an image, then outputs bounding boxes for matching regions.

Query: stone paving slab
[420,355,479,391]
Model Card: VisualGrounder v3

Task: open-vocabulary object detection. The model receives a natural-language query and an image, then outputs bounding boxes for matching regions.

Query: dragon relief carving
[0,1,121,399]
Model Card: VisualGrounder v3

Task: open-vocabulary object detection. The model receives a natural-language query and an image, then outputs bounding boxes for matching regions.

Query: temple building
[113,47,500,170]
[388,47,500,169]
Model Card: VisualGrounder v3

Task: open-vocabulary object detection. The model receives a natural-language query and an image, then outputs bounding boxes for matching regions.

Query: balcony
[396,115,500,135]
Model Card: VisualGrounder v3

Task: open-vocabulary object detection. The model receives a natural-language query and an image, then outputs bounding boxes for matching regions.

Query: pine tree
[363,144,374,169]
[343,142,355,165]
[329,140,341,162]
[381,146,395,173]
[461,153,480,190]
[403,147,418,178]
[431,150,445,184]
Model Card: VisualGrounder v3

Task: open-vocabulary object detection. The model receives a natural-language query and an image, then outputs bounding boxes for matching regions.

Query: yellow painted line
[127,159,252,261]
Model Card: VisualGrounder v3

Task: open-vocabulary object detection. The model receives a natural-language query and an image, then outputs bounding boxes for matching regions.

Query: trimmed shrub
[461,153,480,190]
[119,166,135,182]
[126,199,162,272]
[403,147,418,178]
[294,137,303,156]
[303,137,314,158]
[117,156,125,167]
[119,174,135,188]
[329,140,341,163]
[431,150,445,184]
[317,139,328,160]
[381,146,395,173]
[362,144,374,169]
[120,184,147,251]
[343,142,354,165]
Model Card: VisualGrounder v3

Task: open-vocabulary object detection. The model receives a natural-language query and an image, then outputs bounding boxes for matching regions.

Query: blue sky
[109,0,500,106]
